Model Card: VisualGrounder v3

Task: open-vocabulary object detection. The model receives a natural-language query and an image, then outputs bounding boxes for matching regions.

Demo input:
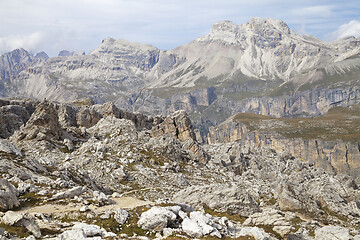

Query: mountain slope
[1,18,360,130]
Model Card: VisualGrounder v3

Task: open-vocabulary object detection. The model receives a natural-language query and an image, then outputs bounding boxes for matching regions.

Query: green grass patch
[0,223,30,238]
[119,205,155,238]
[203,205,247,224]
[256,225,282,239]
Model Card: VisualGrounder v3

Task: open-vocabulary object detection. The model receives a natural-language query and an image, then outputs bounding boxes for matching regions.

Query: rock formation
[0,98,358,239]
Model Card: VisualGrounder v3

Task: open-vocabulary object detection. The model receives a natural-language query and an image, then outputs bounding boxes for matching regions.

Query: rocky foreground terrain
[1,98,360,239]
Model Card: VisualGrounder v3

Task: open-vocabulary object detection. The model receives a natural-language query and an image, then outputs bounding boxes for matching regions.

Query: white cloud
[332,20,360,39]
[0,32,49,54]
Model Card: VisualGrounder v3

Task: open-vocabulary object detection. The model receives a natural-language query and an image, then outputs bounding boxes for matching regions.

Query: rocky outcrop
[173,184,260,217]
[114,208,129,225]
[0,98,359,239]
[0,99,38,138]
[204,142,360,220]
[137,206,179,231]
[233,86,360,117]
[2,211,41,238]
[0,178,20,211]
[207,120,360,183]
[151,110,209,163]
[314,226,354,240]
[243,209,292,237]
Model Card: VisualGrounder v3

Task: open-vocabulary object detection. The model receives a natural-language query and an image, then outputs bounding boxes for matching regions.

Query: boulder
[0,139,22,156]
[234,227,274,240]
[93,191,113,206]
[2,211,41,238]
[51,186,86,200]
[243,209,292,237]
[181,217,204,238]
[59,229,87,240]
[72,223,103,237]
[0,178,20,211]
[137,206,177,231]
[315,226,352,240]
[173,184,260,216]
[114,208,129,225]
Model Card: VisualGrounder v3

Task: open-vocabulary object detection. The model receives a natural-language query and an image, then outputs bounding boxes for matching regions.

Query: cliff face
[207,120,360,183]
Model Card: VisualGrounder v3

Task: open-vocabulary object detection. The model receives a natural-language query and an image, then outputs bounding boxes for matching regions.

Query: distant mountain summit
[35,51,49,60]
[1,18,360,129]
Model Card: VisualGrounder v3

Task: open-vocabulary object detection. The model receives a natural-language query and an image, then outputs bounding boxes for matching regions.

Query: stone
[80,206,90,212]
[100,213,110,219]
[72,222,103,237]
[181,211,221,238]
[181,217,204,238]
[173,184,260,217]
[137,206,177,231]
[93,191,113,206]
[189,211,216,235]
[0,139,22,156]
[0,178,20,211]
[59,229,87,240]
[234,227,274,240]
[315,226,352,240]
[2,211,41,238]
[114,208,129,225]
[51,186,86,200]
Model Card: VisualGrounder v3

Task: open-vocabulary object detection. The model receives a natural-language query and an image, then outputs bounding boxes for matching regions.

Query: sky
[0,0,360,57]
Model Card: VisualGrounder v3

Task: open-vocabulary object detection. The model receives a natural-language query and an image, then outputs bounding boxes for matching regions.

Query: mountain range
[1,17,360,132]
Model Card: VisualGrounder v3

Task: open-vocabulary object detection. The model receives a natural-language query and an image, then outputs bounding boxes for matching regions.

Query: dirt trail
[18,197,152,215]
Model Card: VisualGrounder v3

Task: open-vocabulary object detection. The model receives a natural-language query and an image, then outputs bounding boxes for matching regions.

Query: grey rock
[114,208,129,225]
[315,226,352,240]
[80,206,90,212]
[0,178,20,211]
[2,211,41,238]
[137,206,177,231]
[173,184,260,217]
[59,229,87,240]
[181,217,204,238]
[51,186,86,200]
[72,222,103,237]
[0,139,22,156]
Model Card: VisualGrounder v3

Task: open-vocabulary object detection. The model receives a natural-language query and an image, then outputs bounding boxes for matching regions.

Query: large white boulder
[114,208,129,225]
[315,226,352,240]
[2,211,41,238]
[137,206,177,231]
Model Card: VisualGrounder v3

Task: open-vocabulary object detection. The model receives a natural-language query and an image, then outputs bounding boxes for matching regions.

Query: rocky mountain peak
[196,17,292,45]
[247,17,291,35]
[58,50,75,57]
[211,20,239,33]
[1,48,33,63]
[92,38,158,55]
[34,51,49,60]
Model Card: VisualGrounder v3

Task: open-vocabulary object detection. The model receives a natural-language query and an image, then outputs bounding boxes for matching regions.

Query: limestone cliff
[207,119,360,183]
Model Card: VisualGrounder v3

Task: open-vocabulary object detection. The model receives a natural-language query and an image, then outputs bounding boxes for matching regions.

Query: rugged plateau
[0,99,360,239]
